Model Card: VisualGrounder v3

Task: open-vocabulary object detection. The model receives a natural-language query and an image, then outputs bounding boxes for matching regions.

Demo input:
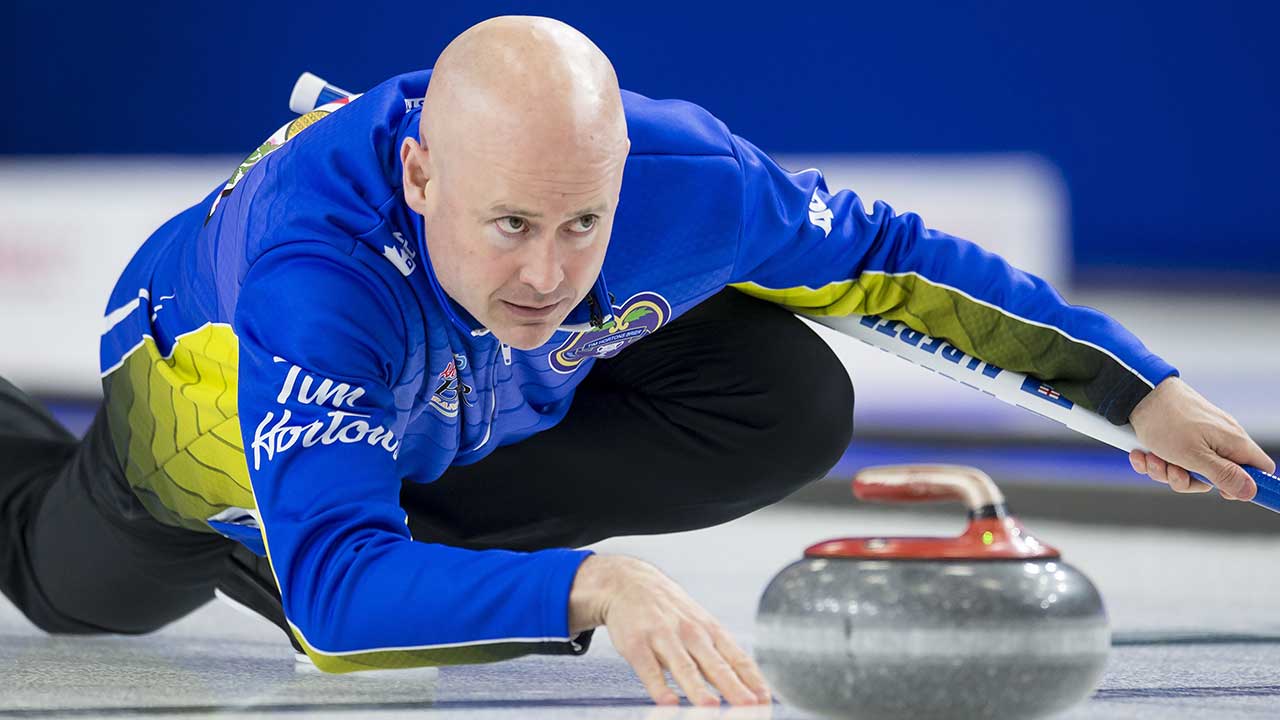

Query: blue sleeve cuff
[541,548,596,639]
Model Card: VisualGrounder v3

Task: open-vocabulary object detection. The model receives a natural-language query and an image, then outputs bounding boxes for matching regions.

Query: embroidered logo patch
[429,358,474,418]
[548,291,671,374]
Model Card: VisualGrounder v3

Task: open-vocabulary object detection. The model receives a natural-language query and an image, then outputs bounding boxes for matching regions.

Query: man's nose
[517,234,565,295]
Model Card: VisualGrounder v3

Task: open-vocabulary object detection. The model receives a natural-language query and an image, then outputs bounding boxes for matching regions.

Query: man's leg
[402,288,854,551]
[0,378,233,634]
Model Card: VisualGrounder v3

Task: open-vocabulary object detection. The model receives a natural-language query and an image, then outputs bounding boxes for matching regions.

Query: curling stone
[755,465,1109,720]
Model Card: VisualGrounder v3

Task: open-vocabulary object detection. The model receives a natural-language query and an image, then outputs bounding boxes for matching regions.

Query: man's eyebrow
[487,203,608,219]
[570,203,609,217]
[489,204,542,218]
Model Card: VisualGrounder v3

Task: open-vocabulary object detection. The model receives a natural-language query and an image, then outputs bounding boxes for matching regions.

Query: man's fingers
[1129,442,1265,502]
[1145,453,1169,484]
[622,643,680,706]
[653,636,719,706]
[683,627,758,706]
[1165,462,1211,493]
[708,625,772,704]
[1140,453,1209,493]
[1129,450,1146,475]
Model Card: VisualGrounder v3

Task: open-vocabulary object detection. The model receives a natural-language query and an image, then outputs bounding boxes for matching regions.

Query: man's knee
[699,294,856,499]
[753,344,855,493]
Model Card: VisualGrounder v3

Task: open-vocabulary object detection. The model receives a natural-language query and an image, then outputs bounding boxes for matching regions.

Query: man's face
[403,134,626,351]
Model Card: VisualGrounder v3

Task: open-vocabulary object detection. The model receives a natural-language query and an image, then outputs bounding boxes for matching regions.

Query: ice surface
[2,502,1278,718]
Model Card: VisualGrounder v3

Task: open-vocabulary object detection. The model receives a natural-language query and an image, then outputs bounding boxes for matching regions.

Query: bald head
[422,16,627,173]
[399,17,631,350]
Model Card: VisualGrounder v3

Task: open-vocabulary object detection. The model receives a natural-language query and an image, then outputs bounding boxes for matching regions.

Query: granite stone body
[755,556,1110,720]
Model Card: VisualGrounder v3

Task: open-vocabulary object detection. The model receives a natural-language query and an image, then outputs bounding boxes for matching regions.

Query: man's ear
[400,137,431,215]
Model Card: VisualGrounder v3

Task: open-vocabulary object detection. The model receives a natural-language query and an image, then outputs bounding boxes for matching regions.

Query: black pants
[0,289,854,636]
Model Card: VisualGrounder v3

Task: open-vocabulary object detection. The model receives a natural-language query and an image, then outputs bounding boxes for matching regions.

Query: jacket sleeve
[235,242,592,673]
[727,135,1177,424]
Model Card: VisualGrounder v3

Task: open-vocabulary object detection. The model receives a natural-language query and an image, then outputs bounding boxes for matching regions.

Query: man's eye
[570,214,598,233]
[497,216,528,234]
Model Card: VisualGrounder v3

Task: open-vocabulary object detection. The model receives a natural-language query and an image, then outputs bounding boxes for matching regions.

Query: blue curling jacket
[98,70,1176,670]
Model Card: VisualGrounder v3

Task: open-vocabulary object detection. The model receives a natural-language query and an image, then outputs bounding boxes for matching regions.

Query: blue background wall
[7,1,1278,285]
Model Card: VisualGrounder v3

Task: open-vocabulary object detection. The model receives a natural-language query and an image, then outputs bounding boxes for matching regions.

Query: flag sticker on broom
[1020,377,1075,410]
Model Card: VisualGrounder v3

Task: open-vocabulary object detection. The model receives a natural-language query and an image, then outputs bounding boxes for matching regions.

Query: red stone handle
[804,464,1060,560]
[853,464,1005,512]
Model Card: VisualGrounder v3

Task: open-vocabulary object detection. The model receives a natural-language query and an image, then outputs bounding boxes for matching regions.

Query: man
[0,15,1273,708]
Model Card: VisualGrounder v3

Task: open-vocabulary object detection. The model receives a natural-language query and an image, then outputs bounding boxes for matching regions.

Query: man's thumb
[1202,454,1256,501]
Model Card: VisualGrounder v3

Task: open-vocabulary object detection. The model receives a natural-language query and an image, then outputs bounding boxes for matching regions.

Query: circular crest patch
[548,291,671,374]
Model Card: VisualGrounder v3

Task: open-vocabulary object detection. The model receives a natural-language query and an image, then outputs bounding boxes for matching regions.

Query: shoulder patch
[205,96,357,223]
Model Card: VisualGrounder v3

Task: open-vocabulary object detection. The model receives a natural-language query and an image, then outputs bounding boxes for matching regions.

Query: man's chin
[492,323,560,351]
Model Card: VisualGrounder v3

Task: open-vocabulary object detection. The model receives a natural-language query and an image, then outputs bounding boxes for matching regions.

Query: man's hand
[1128,376,1275,500]
[568,554,771,707]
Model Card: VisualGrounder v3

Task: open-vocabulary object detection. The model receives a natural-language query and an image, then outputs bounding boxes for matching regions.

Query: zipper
[468,340,507,452]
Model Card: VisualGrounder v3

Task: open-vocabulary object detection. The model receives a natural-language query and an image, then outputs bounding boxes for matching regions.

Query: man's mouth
[501,299,563,321]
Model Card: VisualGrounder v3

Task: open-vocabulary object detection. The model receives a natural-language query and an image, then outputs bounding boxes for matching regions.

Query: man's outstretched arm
[236,242,592,671]
[726,134,1272,498]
